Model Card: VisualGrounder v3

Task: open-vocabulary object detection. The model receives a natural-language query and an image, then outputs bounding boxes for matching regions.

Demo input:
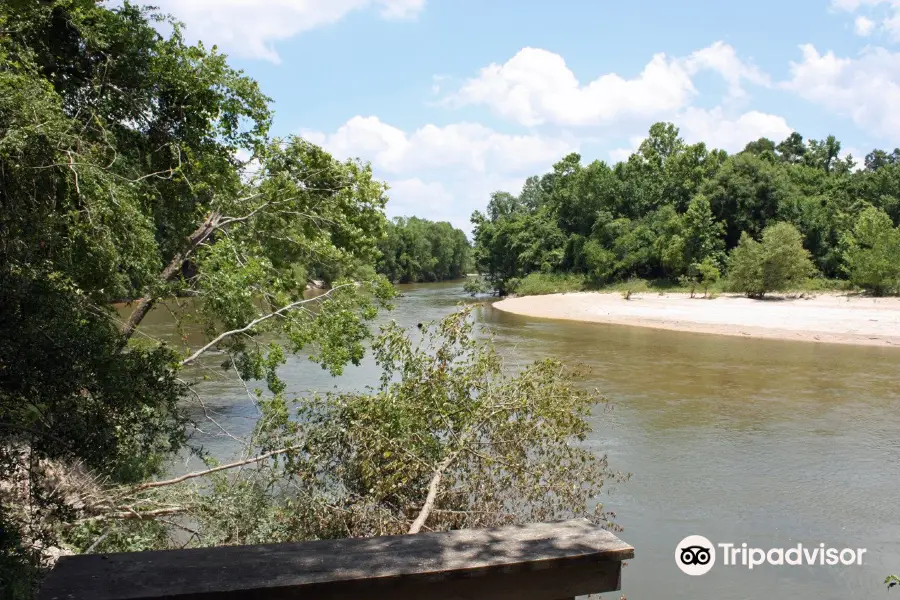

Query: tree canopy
[472,123,900,296]
[376,217,472,283]
[1,0,393,592]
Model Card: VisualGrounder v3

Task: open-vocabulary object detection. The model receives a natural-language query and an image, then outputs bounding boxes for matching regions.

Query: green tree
[469,119,900,294]
[742,137,777,161]
[376,217,471,283]
[472,197,565,294]
[704,153,796,248]
[681,195,726,267]
[263,309,625,537]
[805,135,843,173]
[728,223,816,298]
[56,309,626,555]
[463,276,490,297]
[1,2,393,592]
[841,207,900,295]
[696,258,721,297]
[777,132,807,164]
[678,258,720,298]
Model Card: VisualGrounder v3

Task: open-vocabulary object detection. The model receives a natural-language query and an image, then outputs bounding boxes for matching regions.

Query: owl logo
[676,535,716,575]
[680,545,712,565]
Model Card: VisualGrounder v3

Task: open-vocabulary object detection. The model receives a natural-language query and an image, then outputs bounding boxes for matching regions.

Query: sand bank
[492,292,900,348]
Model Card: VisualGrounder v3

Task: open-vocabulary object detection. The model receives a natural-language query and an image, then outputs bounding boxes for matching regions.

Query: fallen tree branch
[131,445,302,492]
[77,507,185,525]
[408,451,458,534]
[122,212,222,341]
[179,282,356,366]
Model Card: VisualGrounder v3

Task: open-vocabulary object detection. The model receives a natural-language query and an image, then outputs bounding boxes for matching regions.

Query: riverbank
[493,292,900,347]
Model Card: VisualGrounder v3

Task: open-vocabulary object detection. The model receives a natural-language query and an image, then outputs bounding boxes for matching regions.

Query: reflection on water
[119,282,900,600]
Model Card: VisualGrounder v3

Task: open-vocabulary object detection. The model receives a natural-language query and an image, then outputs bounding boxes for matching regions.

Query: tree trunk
[121,212,221,342]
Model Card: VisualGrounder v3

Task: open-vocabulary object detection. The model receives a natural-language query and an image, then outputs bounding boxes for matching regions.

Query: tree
[681,195,726,268]
[679,258,721,298]
[696,258,721,297]
[284,309,626,536]
[472,203,565,295]
[50,309,626,554]
[805,135,842,173]
[469,118,900,295]
[742,137,777,159]
[376,217,471,283]
[864,149,897,172]
[1,2,393,592]
[841,207,900,295]
[704,153,796,248]
[777,133,806,164]
[463,276,490,297]
[728,223,815,298]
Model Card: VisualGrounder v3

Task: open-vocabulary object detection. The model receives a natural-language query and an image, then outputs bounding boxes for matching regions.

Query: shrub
[462,275,491,297]
[728,222,815,298]
[841,207,900,296]
[696,258,721,298]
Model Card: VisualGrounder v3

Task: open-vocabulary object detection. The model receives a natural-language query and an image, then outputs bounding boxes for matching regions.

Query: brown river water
[120,281,900,599]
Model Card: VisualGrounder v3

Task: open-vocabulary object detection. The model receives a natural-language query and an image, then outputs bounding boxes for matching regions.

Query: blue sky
[150,0,900,233]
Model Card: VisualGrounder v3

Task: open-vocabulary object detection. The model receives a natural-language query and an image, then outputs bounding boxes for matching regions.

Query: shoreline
[492,292,900,348]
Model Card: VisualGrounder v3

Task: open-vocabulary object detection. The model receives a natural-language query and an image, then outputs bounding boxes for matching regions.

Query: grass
[504,273,858,298]
[508,273,587,296]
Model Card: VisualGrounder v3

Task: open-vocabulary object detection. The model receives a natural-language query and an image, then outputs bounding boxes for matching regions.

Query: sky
[145,0,900,234]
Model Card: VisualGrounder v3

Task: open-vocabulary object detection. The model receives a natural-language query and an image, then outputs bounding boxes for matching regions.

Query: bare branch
[77,507,185,525]
[131,445,302,492]
[179,282,356,367]
[408,451,458,535]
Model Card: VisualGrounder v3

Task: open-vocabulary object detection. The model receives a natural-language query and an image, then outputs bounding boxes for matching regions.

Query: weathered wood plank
[37,519,633,600]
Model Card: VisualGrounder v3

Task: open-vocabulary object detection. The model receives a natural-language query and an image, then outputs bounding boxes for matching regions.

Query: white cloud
[150,0,425,62]
[303,116,577,174]
[841,146,866,171]
[677,108,793,152]
[608,136,646,163]
[444,42,769,127]
[832,0,890,9]
[447,47,692,127]
[683,41,771,99]
[386,178,456,220]
[855,15,877,35]
[830,0,900,40]
[384,175,527,234]
[784,44,900,137]
[302,117,577,232]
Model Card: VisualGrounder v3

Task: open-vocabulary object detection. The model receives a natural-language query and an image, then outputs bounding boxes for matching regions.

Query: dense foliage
[173,309,624,543]
[1,0,391,593]
[376,216,472,283]
[0,2,620,596]
[472,123,900,296]
[727,222,815,297]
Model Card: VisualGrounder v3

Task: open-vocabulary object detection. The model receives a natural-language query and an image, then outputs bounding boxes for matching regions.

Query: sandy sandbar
[492,292,900,348]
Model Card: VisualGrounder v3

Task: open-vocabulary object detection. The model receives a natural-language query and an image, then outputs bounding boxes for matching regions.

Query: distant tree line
[472,123,900,296]
[376,217,472,283]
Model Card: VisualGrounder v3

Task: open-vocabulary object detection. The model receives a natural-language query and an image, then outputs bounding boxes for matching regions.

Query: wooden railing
[37,519,633,600]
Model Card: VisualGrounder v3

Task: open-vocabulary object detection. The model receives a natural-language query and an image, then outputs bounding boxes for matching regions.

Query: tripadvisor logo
[676,535,867,576]
[677,535,716,575]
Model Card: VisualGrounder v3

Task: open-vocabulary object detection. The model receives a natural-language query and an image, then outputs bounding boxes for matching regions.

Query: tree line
[376,216,472,283]
[472,123,900,297]
[0,2,615,597]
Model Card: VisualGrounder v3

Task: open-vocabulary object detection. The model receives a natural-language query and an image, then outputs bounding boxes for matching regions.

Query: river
[124,281,900,599]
